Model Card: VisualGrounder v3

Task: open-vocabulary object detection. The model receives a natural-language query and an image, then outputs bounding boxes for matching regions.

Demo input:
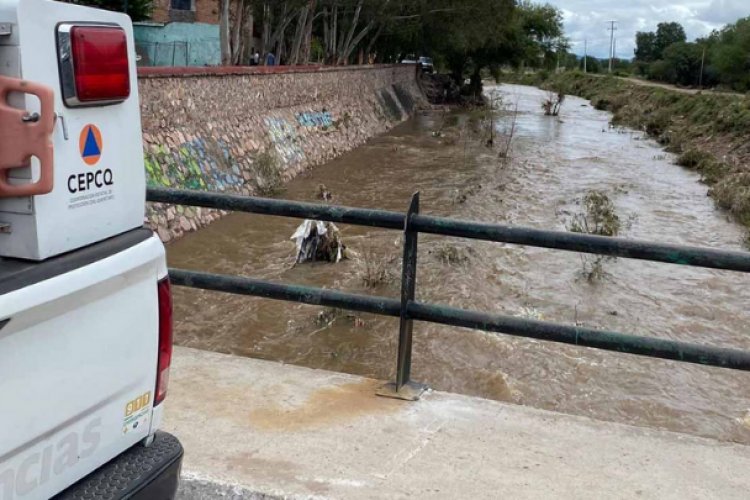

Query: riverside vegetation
[506,71,750,242]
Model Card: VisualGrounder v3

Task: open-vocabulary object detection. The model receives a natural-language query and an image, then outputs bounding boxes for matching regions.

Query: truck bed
[0,228,152,295]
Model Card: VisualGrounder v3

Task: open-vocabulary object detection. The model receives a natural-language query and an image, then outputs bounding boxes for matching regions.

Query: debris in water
[430,243,475,265]
[291,220,348,263]
[316,183,333,201]
[451,184,482,204]
[476,369,522,402]
[542,91,565,116]
[516,306,544,321]
[739,410,750,429]
[356,245,396,288]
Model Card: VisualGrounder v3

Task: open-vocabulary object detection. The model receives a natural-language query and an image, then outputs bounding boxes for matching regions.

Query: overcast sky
[548,0,748,59]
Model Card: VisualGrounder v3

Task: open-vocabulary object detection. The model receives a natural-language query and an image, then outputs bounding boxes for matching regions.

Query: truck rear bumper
[53,431,183,500]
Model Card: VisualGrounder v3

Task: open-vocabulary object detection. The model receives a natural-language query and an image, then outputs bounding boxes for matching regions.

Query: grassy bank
[503,72,750,237]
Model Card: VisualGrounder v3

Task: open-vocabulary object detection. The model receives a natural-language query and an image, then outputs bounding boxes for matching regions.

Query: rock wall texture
[139,65,426,241]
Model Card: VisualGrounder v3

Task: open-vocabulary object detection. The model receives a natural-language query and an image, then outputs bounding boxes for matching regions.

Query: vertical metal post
[377,192,427,401]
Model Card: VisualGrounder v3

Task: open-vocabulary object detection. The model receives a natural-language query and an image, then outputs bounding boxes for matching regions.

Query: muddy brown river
[167,84,750,443]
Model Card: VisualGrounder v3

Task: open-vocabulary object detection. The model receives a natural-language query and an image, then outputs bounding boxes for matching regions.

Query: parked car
[418,56,434,73]
[0,0,182,498]
[401,55,434,73]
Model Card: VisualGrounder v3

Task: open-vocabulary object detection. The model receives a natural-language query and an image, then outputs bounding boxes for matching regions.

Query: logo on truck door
[67,124,114,206]
[79,124,102,166]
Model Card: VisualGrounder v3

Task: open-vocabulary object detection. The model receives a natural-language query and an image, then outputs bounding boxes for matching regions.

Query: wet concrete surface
[168,346,750,500]
[167,84,750,444]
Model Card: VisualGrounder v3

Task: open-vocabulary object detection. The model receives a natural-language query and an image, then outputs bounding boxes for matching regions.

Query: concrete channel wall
[138,65,427,242]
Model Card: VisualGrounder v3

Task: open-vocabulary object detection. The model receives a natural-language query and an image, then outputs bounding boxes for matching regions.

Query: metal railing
[147,187,750,400]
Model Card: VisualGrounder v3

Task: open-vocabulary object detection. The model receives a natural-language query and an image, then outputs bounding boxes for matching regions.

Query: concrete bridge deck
[165,346,750,499]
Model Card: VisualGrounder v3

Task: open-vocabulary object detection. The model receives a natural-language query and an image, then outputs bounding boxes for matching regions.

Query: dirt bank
[504,72,750,240]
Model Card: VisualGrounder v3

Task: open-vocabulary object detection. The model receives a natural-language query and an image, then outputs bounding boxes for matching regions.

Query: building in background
[134,0,221,67]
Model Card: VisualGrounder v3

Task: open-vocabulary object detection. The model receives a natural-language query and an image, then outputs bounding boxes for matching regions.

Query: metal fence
[147,187,750,400]
[135,42,189,67]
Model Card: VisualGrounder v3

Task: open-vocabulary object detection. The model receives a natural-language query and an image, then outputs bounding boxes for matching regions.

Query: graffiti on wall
[144,137,244,191]
[265,116,305,165]
[296,110,334,128]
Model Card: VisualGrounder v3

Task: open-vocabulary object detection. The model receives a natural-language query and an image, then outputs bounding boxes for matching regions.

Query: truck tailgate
[0,229,165,500]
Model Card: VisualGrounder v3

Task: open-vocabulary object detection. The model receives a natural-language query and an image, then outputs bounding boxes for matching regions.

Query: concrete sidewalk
[165,347,750,499]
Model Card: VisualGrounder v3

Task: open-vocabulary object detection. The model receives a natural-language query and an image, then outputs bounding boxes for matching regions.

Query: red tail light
[57,25,130,107]
[155,278,173,406]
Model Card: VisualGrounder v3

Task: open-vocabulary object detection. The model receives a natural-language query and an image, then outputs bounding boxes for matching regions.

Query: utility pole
[613,37,616,66]
[584,38,587,73]
[699,45,706,87]
[607,20,617,73]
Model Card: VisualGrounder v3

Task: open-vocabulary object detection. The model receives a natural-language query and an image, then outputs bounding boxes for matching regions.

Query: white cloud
[698,0,748,24]
[547,0,745,58]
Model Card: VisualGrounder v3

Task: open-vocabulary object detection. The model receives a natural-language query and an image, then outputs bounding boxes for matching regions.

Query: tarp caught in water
[291,220,347,263]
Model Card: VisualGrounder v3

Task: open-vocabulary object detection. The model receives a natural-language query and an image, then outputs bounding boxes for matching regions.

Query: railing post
[377,192,428,401]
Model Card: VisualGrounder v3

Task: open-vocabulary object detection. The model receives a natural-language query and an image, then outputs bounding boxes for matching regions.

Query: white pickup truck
[0,1,183,498]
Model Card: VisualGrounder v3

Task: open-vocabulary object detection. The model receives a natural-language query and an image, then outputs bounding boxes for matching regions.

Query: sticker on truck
[123,391,151,435]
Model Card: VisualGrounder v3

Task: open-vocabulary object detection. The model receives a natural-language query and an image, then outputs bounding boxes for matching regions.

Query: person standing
[265,51,276,66]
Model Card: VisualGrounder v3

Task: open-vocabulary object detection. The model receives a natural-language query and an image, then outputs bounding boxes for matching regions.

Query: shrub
[431,244,475,265]
[644,109,672,137]
[568,191,622,282]
[677,149,731,184]
[709,173,750,227]
[677,149,713,169]
[253,150,283,195]
[356,245,396,288]
[568,191,621,237]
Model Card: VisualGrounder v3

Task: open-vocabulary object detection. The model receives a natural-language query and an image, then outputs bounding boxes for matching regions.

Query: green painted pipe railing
[148,187,750,400]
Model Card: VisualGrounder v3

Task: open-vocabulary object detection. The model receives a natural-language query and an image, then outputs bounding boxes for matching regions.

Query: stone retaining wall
[139,65,425,241]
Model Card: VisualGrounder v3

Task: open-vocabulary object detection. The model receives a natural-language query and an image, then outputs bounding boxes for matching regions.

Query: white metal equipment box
[0,0,145,260]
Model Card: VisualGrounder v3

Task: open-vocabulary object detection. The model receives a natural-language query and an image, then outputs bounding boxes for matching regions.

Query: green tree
[513,1,565,70]
[647,59,676,82]
[654,22,686,58]
[634,31,657,62]
[56,0,153,21]
[707,16,750,91]
[579,55,601,73]
[660,41,703,86]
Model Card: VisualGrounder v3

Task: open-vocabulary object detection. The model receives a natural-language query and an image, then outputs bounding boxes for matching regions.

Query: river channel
[167,84,750,444]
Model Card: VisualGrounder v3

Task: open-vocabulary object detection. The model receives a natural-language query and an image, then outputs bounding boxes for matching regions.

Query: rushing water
[167,84,750,443]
